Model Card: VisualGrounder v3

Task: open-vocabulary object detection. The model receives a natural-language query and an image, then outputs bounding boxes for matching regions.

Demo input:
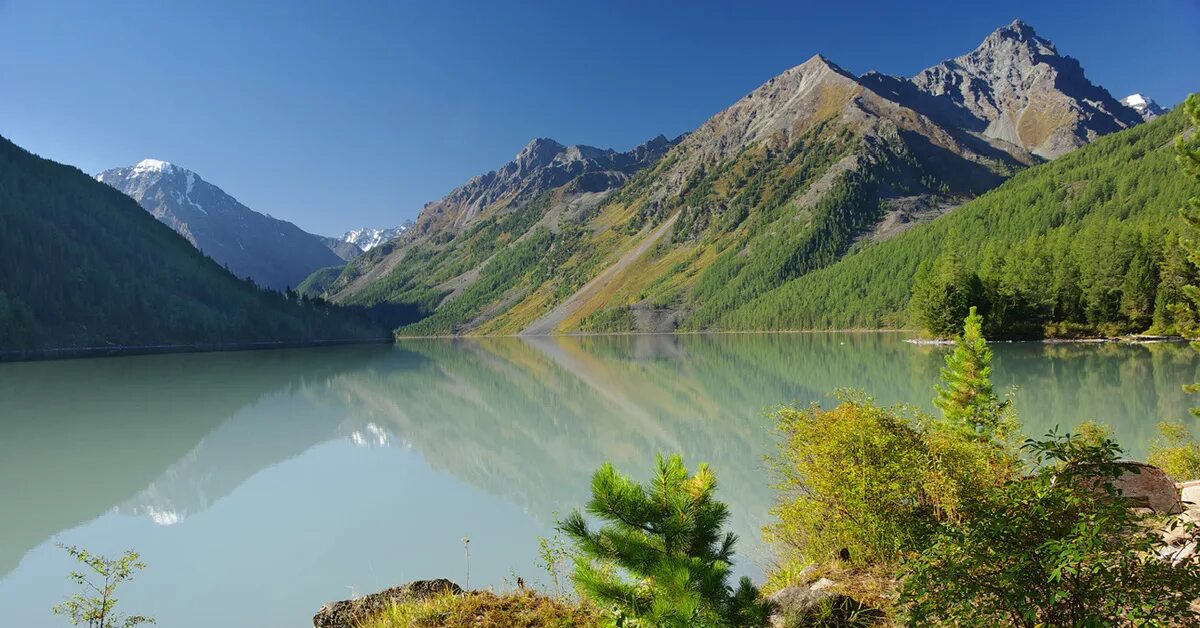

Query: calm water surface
[1,333,1198,626]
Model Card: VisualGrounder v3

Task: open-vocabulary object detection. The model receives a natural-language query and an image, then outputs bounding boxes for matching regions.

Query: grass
[354,589,600,628]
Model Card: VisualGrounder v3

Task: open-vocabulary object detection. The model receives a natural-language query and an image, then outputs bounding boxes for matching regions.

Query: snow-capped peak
[1122,93,1149,108]
[131,158,177,175]
[1121,93,1167,121]
[340,221,414,251]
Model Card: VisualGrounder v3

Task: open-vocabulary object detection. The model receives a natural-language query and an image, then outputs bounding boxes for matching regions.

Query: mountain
[717,107,1198,337]
[342,222,414,251]
[321,20,1145,337]
[318,236,363,261]
[1122,93,1168,121]
[0,136,384,357]
[863,20,1142,158]
[97,160,344,291]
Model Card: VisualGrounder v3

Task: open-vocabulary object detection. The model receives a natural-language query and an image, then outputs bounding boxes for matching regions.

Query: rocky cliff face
[864,20,1142,158]
[411,135,681,235]
[98,160,343,291]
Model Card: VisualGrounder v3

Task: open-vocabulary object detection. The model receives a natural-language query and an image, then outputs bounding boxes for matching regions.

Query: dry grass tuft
[355,589,600,628]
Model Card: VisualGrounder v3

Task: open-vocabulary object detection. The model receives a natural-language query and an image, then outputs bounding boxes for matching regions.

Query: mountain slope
[0,136,384,357]
[719,106,1198,336]
[318,134,681,334]
[409,135,679,237]
[327,20,1143,337]
[97,160,344,291]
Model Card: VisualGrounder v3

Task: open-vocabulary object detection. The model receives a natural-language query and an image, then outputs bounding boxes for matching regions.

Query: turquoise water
[1,333,1197,626]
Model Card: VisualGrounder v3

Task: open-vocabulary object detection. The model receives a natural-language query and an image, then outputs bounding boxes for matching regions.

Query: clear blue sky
[1,0,1196,236]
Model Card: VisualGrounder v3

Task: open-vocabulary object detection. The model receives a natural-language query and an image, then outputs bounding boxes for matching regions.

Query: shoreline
[394,328,921,340]
[5,331,1187,363]
[907,334,1189,346]
[396,328,1192,345]
[0,336,392,363]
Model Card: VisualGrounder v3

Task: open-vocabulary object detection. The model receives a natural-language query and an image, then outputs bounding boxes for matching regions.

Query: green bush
[899,430,1200,626]
[558,454,768,628]
[1148,420,1200,482]
[769,309,1017,569]
[767,394,1014,569]
[767,395,936,567]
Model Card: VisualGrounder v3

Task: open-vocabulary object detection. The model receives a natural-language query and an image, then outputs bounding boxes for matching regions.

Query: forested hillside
[0,136,387,358]
[721,107,1199,337]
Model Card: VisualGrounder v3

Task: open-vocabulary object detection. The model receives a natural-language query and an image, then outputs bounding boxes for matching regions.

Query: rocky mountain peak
[903,20,1141,157]
[410,133,679,234]
[512,138,568,173]
[985,19,1048,48]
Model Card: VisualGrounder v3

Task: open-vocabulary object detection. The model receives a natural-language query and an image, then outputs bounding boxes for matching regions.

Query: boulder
[766,583,882,627]
[767,586,832,627]
[313,579,462,628]
[768,590,835,614]
[1180,480,1200,508]
[1081,462,1181,514]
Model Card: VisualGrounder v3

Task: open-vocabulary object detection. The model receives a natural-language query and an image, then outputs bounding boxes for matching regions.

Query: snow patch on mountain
[131,158,175,175]
[340,221,414,251]
[1121,93,1167,121]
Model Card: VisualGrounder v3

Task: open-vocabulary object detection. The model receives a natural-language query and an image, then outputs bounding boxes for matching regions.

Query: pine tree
[558,454,767,628]
[934,306,1002,435]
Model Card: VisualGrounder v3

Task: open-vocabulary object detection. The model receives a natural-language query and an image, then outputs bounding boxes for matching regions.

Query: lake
[1,333,1198,627]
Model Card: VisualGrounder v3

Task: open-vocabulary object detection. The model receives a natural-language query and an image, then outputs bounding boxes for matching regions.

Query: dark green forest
[0,135,389,358]
[720,107,1200,338]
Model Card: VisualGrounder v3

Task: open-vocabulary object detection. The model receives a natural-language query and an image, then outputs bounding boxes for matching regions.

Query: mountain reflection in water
[1,333,1196,627]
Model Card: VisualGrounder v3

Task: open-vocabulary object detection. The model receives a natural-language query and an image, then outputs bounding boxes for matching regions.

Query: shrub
[768,393,1014,568]
[767,395,935,568]
[558,454,768,628]
[1148,420,1200,482]
[52,544,154,628]
[899,429,1200,626]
